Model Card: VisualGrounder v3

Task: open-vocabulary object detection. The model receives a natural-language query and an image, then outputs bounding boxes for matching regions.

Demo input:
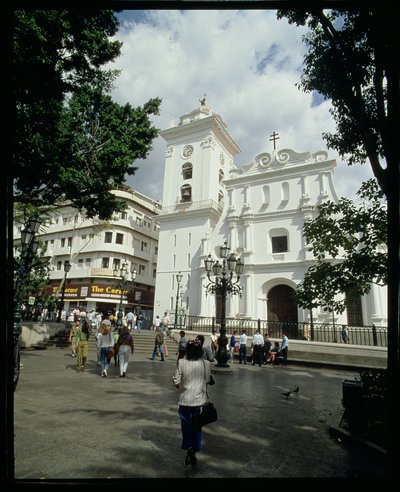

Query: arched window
[182,162,192,180]
[219,169,224,182]
[180,185,192,203]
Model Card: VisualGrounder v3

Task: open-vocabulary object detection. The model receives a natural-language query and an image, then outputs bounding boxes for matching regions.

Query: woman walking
[116,326,134,377]
[76,319,91,372]
[97,319,113,377]
[173,339,212,466]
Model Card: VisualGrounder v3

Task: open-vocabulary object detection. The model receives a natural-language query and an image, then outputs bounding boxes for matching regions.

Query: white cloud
[110,9,374,202]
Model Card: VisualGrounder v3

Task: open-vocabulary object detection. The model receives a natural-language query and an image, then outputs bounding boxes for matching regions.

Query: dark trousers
[239,344,247,364]
[252,345,263,366]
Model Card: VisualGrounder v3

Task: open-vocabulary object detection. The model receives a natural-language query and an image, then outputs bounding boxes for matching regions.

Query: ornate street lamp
[174,271,183,329]
[113,262,137,329]
[57,261,71,323]
[204,240,244,367]
[13,216,41,390]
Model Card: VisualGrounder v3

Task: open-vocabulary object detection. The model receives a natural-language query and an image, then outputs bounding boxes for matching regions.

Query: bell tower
[154,100,241,317]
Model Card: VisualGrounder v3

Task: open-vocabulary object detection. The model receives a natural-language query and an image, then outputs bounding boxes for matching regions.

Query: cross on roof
[269,131,280,150]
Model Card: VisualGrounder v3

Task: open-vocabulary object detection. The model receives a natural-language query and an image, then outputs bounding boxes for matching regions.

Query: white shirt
[239,333,247,345]
[253,333,264,346]
[173,358,211,407]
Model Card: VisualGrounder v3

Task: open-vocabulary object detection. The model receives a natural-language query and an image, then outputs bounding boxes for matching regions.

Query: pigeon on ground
[292,386,299,393]
[281,390,291,397]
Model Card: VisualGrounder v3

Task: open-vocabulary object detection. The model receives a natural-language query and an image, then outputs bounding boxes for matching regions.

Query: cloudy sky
[110,9,374,203]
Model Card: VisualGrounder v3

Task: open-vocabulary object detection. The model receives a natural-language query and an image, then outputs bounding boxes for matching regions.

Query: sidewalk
[13,345,388,481]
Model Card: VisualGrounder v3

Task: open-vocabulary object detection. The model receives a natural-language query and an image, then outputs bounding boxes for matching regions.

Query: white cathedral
[153,101,387,330]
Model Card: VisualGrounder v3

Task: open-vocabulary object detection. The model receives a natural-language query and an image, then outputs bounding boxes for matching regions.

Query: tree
[276,8,399,198]
[12,10,161,220]
[295,179,387,314]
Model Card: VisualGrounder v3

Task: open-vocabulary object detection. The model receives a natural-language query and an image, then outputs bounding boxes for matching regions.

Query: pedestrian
[229,331,238,362]
[176,330,188,361]
[172,339,212,466]
[280,332,289,366]
[210,329,218,355]
[115,326,134,377]
[76,319,91,372]
[125,310,134,330]
[97,319,113,377]
[196,334,214,362]
[151,326,165,361]
[238,329,248,365]
[68,319,80,358]
[251,329,264,367]
[341,325,349,344]
[160,319,169,356]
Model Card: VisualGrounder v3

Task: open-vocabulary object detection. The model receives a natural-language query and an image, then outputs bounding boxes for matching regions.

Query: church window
[346,291,364,326]
[182,163,192,180]
[218,190,224,203]
[180,184,192,202]
[281,182,289,202]
[219,169,224,182]
[270,228,289,253]
[272,236,288,253]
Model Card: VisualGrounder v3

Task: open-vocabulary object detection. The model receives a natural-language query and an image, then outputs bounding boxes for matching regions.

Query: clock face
[182,145,194,158]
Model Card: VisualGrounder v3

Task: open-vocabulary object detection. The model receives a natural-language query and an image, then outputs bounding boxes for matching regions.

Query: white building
[153,102,387,331]
[14,186,161,326]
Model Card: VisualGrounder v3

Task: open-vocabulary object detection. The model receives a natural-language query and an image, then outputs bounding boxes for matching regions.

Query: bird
[281,390,292,397]
[292,386,299,393]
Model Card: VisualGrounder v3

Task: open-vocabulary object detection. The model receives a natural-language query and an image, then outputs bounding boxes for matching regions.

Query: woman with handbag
[172,339,213,466]
[115,326,134,377]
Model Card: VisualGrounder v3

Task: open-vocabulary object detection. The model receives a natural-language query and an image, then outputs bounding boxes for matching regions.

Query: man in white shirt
[239,329,248,365]
[280,332,289,366]
[252,330,264,367]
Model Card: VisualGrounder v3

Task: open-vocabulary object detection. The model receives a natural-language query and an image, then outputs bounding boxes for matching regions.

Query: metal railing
[174,315,388,347]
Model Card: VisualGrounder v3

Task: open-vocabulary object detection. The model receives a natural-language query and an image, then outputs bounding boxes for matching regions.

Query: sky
[109,9,374,203]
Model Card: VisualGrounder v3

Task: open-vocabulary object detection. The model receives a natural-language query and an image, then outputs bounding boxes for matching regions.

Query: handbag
[193,360,218,430]
[194,402,218,429]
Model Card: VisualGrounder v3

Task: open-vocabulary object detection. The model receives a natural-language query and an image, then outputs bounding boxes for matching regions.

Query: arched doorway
[267,285,298,338]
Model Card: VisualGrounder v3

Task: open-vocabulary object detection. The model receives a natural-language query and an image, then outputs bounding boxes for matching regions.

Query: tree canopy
[277,8,399,198]
[12,10,161,220]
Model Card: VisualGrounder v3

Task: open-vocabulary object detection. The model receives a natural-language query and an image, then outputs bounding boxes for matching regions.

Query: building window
[81,235,87,241]
[180,184,192,203]
[113,258,121,270]
[218,190,224,204]
[272,236,288,253]
[78,258,83,268]
[155,246,158,255]
[120,211,127,220]
[219,169,224,182]
[281,182,289,202]
[105,232,112,243]
[67,237,72,247]
[85,258,91,265]
[57,261,62,270]
[139,265,145,275]
[63,217,68,225]
[50,239,54,244]
[102,257,110,268]
[182,162,193,180]
[141,241,147,251]
[61,238,66,247]
[136,217,143,226]
[346,292,364,326]
[153,269,157,278]
[116,233,124,245]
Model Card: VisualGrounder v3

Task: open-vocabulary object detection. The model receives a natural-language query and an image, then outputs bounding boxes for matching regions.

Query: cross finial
[199,93,207,106]
[269,131,280,150]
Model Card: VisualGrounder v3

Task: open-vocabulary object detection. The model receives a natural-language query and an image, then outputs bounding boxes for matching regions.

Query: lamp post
[13,216,41,390]
[174,271,183,329]
[113,262,137,329]
[57,261,71,323]
[204,240,244,367]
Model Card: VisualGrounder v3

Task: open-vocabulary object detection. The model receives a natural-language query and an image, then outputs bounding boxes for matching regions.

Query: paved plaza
[12,343,388,483]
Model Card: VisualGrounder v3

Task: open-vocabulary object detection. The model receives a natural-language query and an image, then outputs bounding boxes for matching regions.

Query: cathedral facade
[153,103,387,329]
